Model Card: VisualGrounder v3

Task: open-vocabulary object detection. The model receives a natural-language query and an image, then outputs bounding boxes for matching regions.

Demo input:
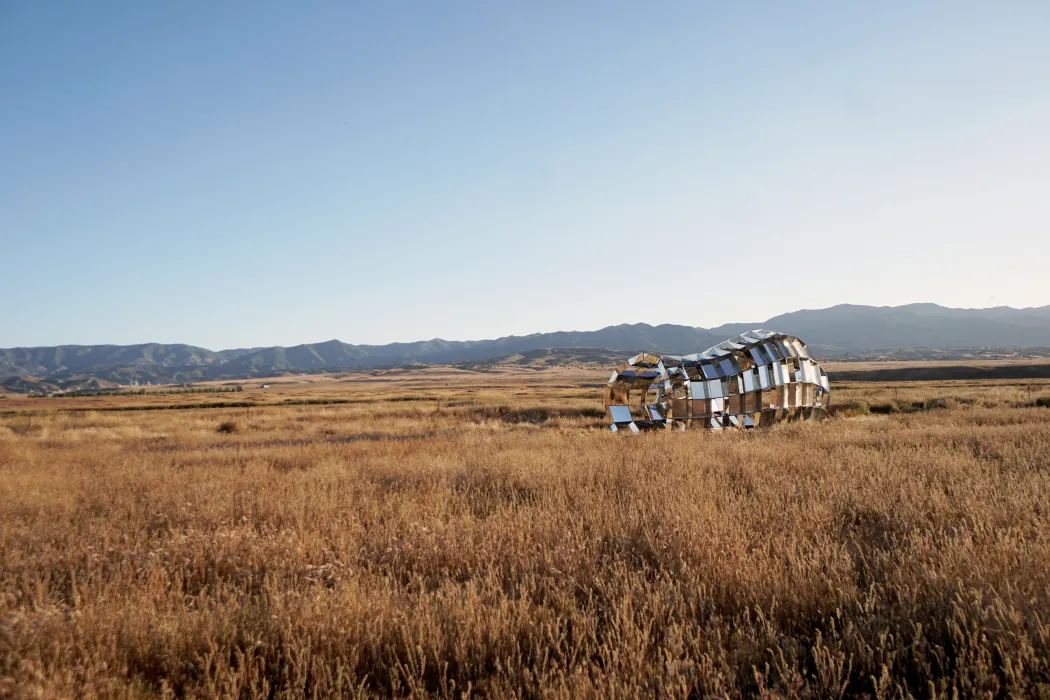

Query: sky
[2,2,1049,349]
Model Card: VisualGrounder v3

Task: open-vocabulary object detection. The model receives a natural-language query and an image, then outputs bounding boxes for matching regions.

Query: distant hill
[0,325,721,393]
[711,304,1050,350]
[3,303,1050,393]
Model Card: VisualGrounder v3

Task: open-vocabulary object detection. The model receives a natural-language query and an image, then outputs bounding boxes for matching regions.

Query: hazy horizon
[3,3,1048,348]
[3,301,1050,350]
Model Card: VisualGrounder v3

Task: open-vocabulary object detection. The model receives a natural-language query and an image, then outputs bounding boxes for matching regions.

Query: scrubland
[1,371,1050,697]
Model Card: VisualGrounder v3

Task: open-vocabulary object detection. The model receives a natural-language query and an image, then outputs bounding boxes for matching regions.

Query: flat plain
[2,367,1050,697]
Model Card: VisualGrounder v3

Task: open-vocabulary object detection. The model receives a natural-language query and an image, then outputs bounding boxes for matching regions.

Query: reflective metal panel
[757,365,770,389]
[742,371,756,393]
[604,330,830,431]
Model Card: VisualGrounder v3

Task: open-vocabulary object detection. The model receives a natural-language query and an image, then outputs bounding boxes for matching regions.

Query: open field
[2,368,1050,697]
[821,358,1050,372]
[822,358,1050,383]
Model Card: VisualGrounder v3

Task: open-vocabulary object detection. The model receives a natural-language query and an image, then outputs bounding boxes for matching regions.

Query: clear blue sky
[3,2,1048,349]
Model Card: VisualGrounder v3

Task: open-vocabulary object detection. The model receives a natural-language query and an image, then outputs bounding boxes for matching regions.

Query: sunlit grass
[1,369,1049,696]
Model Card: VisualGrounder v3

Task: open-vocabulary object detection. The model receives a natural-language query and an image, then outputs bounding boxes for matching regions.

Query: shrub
[216,420,243,434]
[574,407,608,419]
[925,397,954,411]
[1036,397,1050,409]
[831,400,868,417]
[502,408,551,424]
[860,398,952,415]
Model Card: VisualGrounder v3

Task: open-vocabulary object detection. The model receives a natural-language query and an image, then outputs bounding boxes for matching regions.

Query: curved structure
[603,330,830,432]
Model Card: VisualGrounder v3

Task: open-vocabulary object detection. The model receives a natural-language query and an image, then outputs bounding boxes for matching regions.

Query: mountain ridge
[4,304,1050,393]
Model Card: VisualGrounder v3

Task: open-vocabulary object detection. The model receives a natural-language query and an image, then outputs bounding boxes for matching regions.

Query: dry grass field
[2,367,1050,697]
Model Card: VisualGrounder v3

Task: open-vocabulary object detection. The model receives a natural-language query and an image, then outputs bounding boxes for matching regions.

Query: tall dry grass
[1,375,1049,697]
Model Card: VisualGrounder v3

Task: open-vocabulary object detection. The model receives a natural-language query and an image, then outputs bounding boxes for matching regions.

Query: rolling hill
[711,304,1050,350]
[3,303,1050,392]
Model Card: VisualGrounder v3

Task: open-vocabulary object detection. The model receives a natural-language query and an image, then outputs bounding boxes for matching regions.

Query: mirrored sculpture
[603,330,831,432]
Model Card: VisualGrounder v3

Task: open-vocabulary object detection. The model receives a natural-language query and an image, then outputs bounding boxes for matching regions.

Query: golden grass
[2,369,1050,697]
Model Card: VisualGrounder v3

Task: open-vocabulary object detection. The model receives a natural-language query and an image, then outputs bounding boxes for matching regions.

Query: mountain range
[4,303,1050,393]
